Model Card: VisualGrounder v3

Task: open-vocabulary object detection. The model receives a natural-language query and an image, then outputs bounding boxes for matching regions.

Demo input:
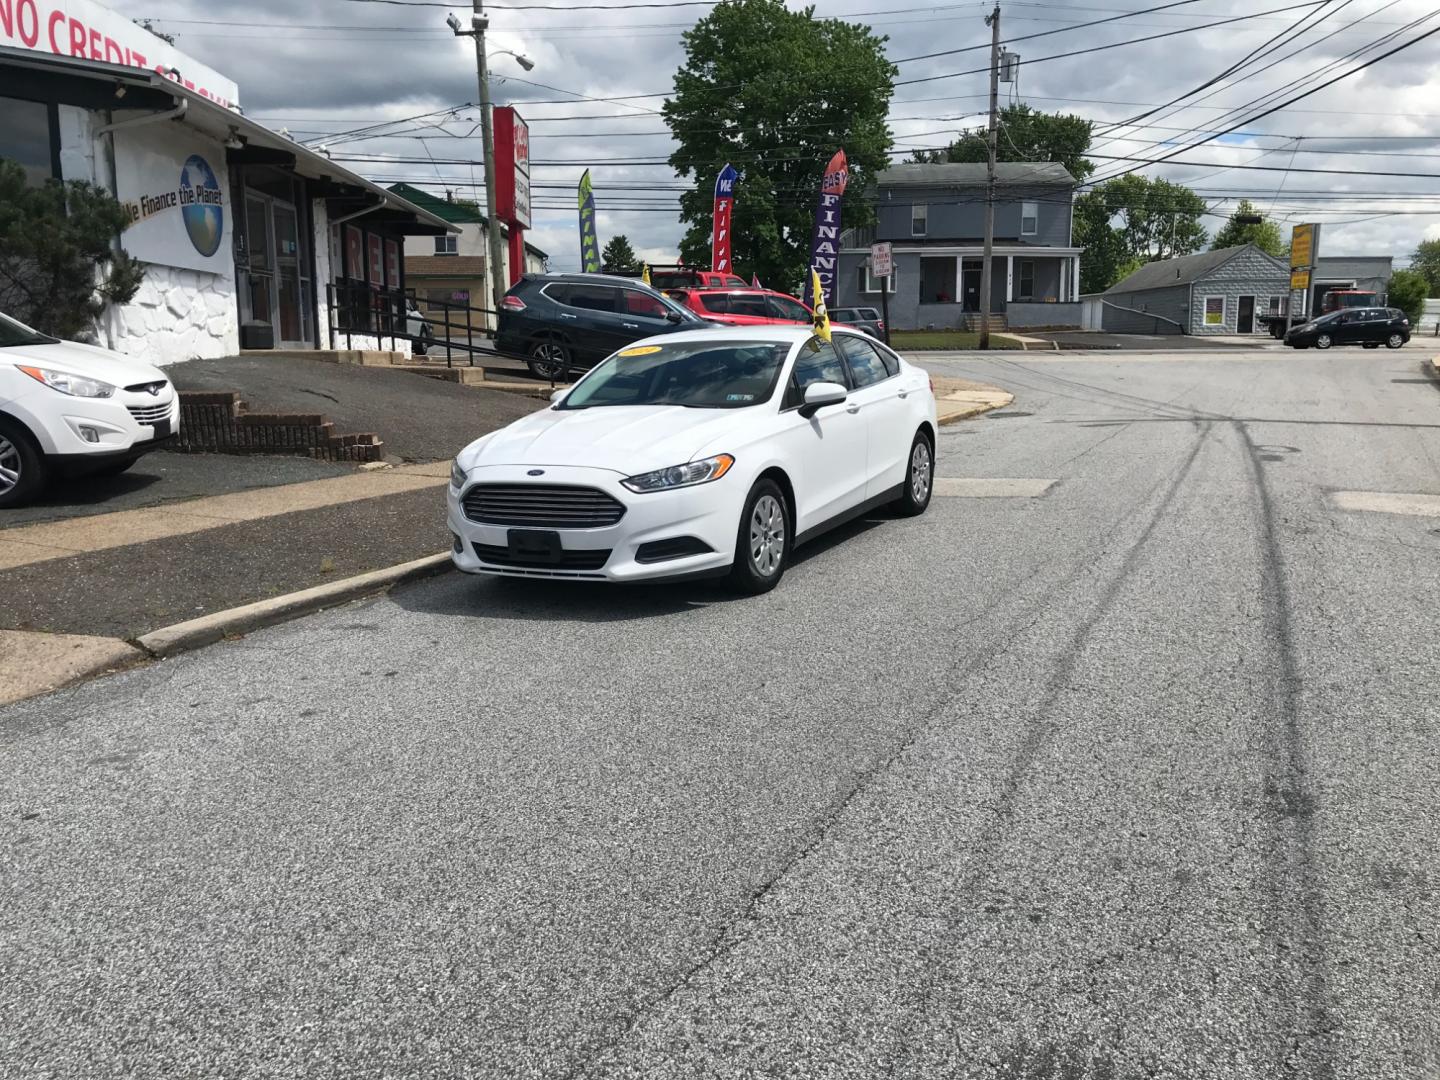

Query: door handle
[559,313,577,319]
[622,322,639,329]
[898,390,908,399]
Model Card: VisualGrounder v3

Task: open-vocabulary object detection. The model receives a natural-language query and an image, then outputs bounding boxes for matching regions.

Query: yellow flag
[810,269,832,342]
[641,263,652,287]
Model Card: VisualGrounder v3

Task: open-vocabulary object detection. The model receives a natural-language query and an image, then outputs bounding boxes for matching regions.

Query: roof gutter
[328,196,390,228]
[96,97,187,135]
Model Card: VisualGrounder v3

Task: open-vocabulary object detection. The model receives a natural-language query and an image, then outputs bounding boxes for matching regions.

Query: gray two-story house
[836,162,1082,330]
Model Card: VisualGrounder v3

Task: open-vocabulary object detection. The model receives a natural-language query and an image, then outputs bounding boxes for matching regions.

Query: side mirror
[550,388,568,404]
[799,381,846,418]
[664,310,684,324]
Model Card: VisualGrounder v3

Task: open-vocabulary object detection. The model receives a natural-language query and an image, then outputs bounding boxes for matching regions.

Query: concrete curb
[937,393,1015,426]
[134,553,453,658]
[1424,356,1440,385]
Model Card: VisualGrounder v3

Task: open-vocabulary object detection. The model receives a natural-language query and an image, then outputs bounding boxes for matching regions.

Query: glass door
[245,194,275,331]
[272,200,308,346]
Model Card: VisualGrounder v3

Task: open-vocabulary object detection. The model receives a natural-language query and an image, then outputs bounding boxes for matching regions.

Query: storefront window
[385,239,401,290]
[0,97,55,186]
[368,234,383,287]
[345,226,364,281]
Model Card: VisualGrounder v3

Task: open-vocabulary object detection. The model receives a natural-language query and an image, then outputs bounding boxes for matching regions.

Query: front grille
[126,402,173,425]
[124,380,168,394]
[473,543,611,571]
[635,536,714,564]
[462,484,626,529]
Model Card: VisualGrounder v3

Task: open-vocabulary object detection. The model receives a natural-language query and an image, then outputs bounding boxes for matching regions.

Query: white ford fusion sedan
[447,325,937,593]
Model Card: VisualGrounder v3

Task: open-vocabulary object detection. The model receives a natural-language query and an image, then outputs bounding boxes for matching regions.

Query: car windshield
[559,341,789,410]
[0,312,58,347]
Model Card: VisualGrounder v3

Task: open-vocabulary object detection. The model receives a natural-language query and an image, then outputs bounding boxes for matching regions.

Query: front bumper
[447,464,743,582]
[9,388,180,457]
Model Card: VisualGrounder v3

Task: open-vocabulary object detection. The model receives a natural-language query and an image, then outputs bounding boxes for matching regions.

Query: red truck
[1260,289,1378,338]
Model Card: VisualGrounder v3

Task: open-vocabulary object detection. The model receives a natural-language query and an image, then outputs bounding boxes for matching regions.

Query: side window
[784,339,850,409]
[699,294,731,314]
[564,285,619,313]
[729,294,772,318]
[768,294,813,322]
[623,289,668,319]
[837,335,891,387]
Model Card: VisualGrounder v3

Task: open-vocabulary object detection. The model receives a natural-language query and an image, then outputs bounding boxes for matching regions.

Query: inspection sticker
[618,345,662,357]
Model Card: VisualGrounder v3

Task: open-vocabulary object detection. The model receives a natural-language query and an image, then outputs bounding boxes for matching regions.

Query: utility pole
[978,4,1001,350]
[471,0,509,323]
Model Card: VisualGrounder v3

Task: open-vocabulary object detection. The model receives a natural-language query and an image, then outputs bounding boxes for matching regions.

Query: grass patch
[888,329,1024,351]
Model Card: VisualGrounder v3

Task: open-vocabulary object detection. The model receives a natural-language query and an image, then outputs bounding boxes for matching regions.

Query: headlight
[450,458,468,490]
[622,453,735,493]
[17,365,115,398]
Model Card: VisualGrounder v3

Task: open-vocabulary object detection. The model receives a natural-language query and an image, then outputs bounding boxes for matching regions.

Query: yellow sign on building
[1290,223,1318,270]
[1291,268,1311,291]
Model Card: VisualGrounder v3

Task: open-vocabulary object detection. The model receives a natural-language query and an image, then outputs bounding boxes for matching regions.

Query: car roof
[522,272,666,293]
[637,324,872,347]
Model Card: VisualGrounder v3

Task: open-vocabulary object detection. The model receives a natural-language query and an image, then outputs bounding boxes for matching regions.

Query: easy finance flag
[578,169,601,273]
[711,163,739,274]
[805,149,848,309]
[810,269,832,343]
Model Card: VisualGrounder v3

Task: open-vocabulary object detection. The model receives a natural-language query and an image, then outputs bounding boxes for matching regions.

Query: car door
[560,283,632,362]
[835,333,912,498]
[619,286,681,342]
[1334,310,1364,345]
[774,337,867,532]
[1362,309,1390,344]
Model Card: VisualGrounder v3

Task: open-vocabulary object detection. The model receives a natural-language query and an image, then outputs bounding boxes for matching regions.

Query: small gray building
[1101,244,1290,336]
[835,162,1083,331]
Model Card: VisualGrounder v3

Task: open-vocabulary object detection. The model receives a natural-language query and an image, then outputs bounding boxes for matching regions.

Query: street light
[447,3,534,321]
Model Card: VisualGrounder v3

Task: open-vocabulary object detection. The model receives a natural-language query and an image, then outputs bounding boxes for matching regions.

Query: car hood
[462,403,747,475]
[2,339,169,388]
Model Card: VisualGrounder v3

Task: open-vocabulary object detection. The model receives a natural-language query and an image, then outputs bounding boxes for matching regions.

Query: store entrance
[240,172,312,349]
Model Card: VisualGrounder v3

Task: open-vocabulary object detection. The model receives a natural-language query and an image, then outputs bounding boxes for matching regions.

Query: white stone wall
[103,265,239,367]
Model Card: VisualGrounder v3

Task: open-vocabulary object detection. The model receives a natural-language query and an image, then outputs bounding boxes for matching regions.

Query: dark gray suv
[496,273,704,378]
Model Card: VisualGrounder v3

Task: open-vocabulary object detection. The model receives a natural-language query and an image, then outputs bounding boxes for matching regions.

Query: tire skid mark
[1237,421,1341,1080]
[887,422,1215,1077]
[567,433,1221,1080]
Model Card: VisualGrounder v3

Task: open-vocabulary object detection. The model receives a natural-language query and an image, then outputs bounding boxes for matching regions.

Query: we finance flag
[711,164,739,274]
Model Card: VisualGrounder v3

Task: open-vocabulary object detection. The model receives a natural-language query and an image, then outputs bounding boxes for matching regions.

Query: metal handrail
[325,282,507,367]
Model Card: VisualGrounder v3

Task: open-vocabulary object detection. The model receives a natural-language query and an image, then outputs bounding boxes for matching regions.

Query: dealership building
[1,0,460,366]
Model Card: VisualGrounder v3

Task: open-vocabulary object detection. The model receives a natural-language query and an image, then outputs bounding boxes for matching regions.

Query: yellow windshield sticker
[618,345,663,357]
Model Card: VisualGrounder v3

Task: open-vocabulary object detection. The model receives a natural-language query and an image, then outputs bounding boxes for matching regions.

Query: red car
[648,266,749,291]
[666,287,850,329]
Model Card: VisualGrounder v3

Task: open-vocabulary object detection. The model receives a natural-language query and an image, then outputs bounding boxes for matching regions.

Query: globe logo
[180,155,224,257]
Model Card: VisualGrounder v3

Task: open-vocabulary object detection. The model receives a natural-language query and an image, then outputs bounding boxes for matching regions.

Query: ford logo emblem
[527,469,545,476]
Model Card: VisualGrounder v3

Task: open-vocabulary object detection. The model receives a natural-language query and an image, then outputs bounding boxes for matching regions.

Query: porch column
[1071,256,1081,299]
[1006,255,1014,303]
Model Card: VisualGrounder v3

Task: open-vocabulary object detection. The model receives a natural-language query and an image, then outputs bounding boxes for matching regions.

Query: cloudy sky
[110,0,1440,271]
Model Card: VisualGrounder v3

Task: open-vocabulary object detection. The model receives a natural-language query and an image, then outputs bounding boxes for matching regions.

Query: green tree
[910,103,1094,181]
[1408,238,1440,296]
[1386,268,1428,323]
[601,234,639,273]
[1073,174,1208,292]
[1209,199,1285,257]
[663,0,895,288]
[0,159,144,337]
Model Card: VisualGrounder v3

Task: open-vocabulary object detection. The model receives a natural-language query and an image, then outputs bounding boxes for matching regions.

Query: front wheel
[1386,332,1406,349]
[415,329,432,357]
[891,431,934,517]
[527,336,571,381]
[727,479,789,595]
[0,419,46,509]
[1315,333,1333,349]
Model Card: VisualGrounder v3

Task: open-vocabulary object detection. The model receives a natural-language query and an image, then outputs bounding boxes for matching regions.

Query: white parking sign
[870,242,893,278]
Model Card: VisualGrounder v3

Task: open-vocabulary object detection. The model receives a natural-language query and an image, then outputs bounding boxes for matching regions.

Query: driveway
[169,353,545,462]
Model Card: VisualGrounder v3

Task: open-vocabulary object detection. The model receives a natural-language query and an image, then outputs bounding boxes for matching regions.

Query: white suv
[0,312,179,508]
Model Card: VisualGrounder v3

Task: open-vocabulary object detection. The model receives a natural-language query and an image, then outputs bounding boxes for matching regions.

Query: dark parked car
[497,273,704,378]
[1285,307,1410,350]
[831,305,885,339]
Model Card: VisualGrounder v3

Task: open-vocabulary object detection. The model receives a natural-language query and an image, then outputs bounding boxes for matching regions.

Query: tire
[415,329,432,357]
[1386,332,1405,349]
[0,417,46,509]
[727,478,789,595]
[527,336,572,380]
[1315,333,1333,349]
[891,430,934,517]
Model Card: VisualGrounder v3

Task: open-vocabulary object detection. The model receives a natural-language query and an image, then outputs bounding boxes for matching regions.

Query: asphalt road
[3,349,1439,1079]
